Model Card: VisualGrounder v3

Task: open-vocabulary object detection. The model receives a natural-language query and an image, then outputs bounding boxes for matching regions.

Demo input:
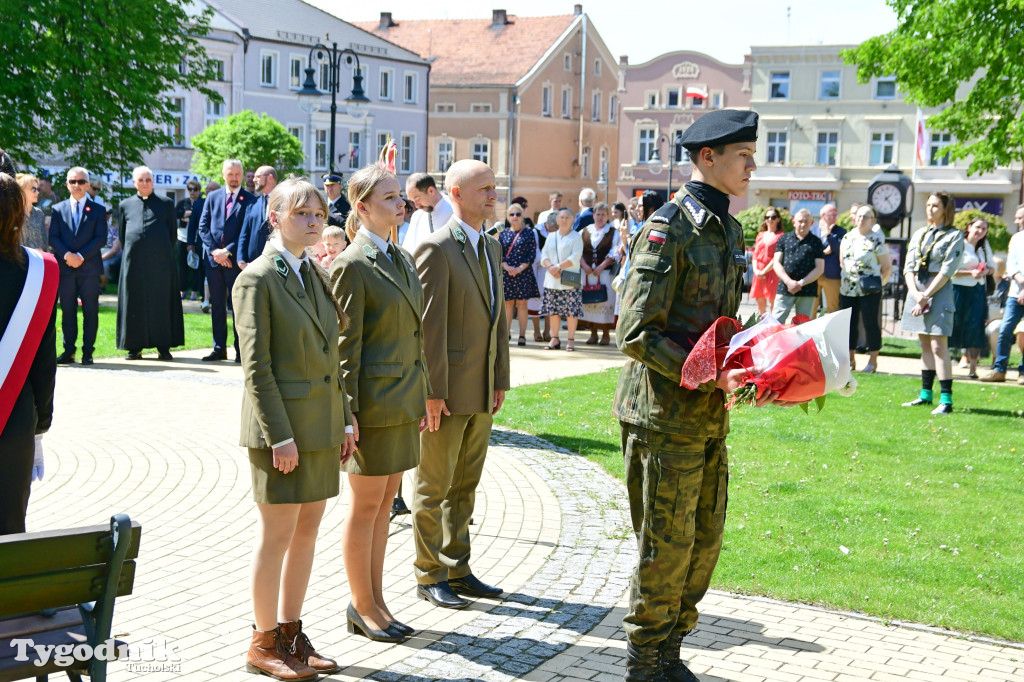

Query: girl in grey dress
[900,192,964,414]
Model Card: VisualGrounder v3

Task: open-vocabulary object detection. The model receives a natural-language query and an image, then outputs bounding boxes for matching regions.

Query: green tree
[0,1,219,175]
[843,0,1024,175]
[735,205,793,244]
[190,111,305,181]
[954,208,1009,252]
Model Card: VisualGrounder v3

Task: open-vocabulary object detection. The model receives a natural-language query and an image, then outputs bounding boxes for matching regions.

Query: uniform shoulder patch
[361,244,377,260]
[272,256,289,278]
[682,196,709,227]
[648,202,679,226]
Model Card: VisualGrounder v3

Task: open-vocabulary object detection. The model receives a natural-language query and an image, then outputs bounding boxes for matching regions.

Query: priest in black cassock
[115,166,184,360]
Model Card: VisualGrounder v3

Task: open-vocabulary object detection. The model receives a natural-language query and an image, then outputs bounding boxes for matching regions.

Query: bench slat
[0,523,141,578]
[0,562,136,619]
[0,606,82,639]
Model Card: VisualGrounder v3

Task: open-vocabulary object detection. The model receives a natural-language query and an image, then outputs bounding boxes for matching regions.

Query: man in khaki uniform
[412,160,510,609]
[614,110,793,682]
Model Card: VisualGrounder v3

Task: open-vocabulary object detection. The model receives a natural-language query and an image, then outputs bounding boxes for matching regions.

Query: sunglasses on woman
[766,215,779,220]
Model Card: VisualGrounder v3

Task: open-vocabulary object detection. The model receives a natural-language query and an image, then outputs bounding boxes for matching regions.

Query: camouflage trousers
[620,422,728,645]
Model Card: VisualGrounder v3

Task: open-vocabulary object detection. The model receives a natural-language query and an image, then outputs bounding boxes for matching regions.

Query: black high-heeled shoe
[346,603,405,642]
[389,620,415,636]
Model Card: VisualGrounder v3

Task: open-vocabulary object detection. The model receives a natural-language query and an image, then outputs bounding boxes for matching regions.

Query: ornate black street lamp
[296,43,371,175]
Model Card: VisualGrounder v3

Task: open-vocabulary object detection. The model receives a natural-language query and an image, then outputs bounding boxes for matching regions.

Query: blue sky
[314,0,898,65]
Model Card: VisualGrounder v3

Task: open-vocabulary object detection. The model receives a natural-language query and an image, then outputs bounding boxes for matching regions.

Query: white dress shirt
[402,194,454,252]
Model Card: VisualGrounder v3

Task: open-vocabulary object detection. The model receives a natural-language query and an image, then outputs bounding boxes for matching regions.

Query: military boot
[660,630,699,682]
[625,641,668,682]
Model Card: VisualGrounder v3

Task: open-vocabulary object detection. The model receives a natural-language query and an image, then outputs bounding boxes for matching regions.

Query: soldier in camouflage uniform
[614,110,790,682]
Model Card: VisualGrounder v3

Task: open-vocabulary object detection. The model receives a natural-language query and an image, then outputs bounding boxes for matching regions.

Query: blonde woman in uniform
[234,177,356,681]
[330,165,430,642]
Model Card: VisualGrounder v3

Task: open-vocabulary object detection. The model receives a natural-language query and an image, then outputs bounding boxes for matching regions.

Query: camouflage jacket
[613,189,747,436]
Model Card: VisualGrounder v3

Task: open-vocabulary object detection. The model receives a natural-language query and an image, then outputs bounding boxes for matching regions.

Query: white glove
[32,434,44,482]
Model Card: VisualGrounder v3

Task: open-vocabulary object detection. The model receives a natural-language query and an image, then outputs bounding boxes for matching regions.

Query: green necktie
[477,237,493,316]
[300,261,318,313]
[388,243,407,284]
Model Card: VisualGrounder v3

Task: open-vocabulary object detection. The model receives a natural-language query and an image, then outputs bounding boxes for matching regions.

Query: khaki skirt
[344,421,420,476]
[249,447,341,504]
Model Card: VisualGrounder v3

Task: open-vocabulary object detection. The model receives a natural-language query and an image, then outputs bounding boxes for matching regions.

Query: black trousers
[840,292,882,352]
[207,261,240,354]
[57,266,101,355]
[176,241,200,293]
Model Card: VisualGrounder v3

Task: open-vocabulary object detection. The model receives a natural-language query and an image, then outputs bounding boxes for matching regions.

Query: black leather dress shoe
[56,352,75,364]
[81,355,94,365]
[125,351,143,361]
[157,349,173,361]
[202,350,228,361]
[449,574,502,598]
[416,582,468,609]
[390,496,411,522]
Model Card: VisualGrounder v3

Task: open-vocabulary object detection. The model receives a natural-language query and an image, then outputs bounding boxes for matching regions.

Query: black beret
[679,110,759,152]
[322,173,343,185]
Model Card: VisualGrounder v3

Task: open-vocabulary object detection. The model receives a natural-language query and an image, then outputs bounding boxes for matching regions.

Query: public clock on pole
[867,164,913,230]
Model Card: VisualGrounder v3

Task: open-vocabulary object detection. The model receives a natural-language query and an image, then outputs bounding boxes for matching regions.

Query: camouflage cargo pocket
[652,451,704,538]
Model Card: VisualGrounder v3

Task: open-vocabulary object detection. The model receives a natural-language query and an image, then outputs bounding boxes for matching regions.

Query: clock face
[871,183,903,215]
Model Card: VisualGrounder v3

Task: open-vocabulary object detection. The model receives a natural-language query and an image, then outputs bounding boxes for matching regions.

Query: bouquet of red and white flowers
[680,308,857,410]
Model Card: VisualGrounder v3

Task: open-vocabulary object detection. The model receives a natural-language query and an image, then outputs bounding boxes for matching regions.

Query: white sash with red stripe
[0,247,59,433]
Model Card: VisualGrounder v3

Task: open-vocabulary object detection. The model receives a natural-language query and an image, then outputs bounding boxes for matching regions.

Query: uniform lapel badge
[682,196,709,228]
[362,244,377,260]
[452,225,467,244]
[273,256,289,278]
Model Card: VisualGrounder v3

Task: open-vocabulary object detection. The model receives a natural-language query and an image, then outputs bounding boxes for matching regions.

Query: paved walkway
[24,334,1023,681]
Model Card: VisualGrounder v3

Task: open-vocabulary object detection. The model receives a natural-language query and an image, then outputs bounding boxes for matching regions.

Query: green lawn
[879,335,1023,365]
[496,368,1024,641]
[55,306,231,358]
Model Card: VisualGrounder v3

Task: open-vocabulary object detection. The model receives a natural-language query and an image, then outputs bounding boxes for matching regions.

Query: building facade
[42,0,430,204]
[357,5,620,223]
[616,50,752,211]
[748,44,1022,235]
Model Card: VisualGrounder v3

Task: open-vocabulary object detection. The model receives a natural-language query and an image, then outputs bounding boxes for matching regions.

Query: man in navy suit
[198,159,255,361]
[48,167,108,365]
[237,166,277,268]
[572,187,595,232]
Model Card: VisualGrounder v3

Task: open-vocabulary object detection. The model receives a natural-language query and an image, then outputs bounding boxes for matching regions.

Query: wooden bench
[0,515,141,682]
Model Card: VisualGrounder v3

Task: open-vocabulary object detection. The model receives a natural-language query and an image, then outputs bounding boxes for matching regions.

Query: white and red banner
[915,107,930,167]
[0,247,59,433]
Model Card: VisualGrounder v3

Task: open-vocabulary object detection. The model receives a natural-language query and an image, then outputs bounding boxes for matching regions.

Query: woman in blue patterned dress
[499,203,540,345]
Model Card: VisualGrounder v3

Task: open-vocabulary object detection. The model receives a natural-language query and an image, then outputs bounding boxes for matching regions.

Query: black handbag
[582,284,608,304]
[859,274,883,294]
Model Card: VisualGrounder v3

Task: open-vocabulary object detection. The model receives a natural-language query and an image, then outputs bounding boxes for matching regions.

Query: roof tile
[354,14,578,86]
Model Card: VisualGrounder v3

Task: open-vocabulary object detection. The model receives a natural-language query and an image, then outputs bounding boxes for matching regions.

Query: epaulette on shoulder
[648,202,679,226]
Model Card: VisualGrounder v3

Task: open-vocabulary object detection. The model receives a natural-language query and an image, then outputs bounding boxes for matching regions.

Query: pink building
[617,50,751,212]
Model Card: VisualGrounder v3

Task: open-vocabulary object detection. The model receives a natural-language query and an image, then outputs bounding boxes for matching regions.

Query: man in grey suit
[412,160,511,609]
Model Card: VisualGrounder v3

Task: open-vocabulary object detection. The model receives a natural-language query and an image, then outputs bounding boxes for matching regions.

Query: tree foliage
[735,205,793,244]
[190,111,305,181]
[953,208,1009,252]
[0,0,219,175]
[843,0,1024,174]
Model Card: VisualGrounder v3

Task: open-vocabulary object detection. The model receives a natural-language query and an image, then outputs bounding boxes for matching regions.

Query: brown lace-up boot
[279,620,340,674]
[244,625,318,681]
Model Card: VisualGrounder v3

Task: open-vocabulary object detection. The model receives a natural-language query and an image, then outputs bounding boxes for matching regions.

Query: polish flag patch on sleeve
[648,229,667,245]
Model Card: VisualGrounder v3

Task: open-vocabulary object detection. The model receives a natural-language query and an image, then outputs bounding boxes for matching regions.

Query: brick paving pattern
[23,348,1024,681]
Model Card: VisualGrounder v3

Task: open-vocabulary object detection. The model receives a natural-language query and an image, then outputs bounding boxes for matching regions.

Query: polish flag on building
[915,108,930,166]
[685,85,708,99]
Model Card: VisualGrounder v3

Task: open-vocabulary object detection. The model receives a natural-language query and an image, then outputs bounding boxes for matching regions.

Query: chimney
[492,9,508,26]
[619,55,629,66]
[574,4,583,15]
[379,12,396,29]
